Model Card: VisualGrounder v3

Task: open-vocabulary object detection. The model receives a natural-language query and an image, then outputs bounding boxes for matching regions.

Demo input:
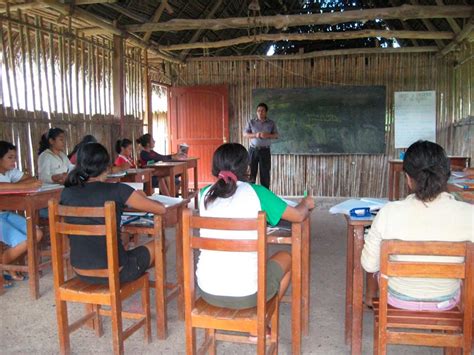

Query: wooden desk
[120,168,154,196]
[0,187,63,299]
[388,156,471,200]
[344,215,373,355]
[173,158,199,208]
[148,162,188,198]
[268,216,311,355]
[121,199,189,339]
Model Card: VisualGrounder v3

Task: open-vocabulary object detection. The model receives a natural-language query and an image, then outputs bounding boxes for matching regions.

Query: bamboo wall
[175,50,473,197]
[0,13,162,175]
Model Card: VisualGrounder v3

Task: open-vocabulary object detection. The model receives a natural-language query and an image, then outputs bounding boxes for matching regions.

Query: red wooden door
[168,85,229,188]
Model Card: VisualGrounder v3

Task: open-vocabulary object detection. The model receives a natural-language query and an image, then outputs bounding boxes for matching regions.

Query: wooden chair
[373,240,473,355]
[48,199,151,355]
[182,208,280,354]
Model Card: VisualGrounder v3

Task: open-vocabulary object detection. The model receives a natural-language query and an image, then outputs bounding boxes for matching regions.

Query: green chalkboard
[252,86,386,154]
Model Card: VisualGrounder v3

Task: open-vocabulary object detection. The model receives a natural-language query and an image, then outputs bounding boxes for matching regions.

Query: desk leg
[193,166,198,209]
[291,223,302,355]
[351,226,365,355]
[182,169,189,199]
[169,168,176,197]
[388,165,394,201]
[394,171,400,201]
[302,218,310,336]
[26,204,39,299]
[154,216,168,339]
[175,206,185,320]
[345,225,354,345]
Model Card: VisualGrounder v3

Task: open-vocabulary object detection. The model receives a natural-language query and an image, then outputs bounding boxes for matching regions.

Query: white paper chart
[394,91,436,148]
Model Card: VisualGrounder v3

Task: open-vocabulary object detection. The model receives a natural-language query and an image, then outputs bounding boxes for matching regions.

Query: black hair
[136,134,152,148]
[115,138,133,154]
[0,141,16,159]
[65,142,110,187]
[204,143,249,209]
[256,102,268,112]
[402,140,450,202]
[68,134,97,159]
[38,128,65,155]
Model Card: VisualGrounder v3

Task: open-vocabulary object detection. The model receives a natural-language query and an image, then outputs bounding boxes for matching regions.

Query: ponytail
[65,166,90,187]
[204,171,238,208]
[136,134,152,148]
[38,127,65,155]
[115,138,132,154]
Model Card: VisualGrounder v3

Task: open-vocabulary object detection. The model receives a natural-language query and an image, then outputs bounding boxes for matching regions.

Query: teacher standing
[243,103,279,189]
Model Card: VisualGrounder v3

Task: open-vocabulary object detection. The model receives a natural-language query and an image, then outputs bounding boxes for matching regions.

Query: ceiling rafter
[124,5,472,33]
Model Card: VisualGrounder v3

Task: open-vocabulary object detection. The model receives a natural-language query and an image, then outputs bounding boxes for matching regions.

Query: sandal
[2,278,14,288]
[3,272,27,281]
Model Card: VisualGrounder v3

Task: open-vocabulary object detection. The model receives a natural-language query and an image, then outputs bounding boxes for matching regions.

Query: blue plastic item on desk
[349,207,371,218]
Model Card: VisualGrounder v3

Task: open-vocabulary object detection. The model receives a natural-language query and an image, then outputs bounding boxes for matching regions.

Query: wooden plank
[112,35,124,134]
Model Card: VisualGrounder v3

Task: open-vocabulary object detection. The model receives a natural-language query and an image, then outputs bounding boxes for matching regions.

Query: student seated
[114,138,136,170]
[60,142,166,284]
[0,141,43,285]
[196,143,315,309]
[68,134,97,165]
[361,140,473,311]
[136,133,185,195]
[38,128,74,185]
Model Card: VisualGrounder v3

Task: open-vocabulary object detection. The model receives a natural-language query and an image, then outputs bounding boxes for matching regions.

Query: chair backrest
[48,199,121,294]
[379,240,473,346]
[182,208,268,316]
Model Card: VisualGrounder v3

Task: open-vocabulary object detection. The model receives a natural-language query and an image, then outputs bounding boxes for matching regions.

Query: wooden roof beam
[179,0,223,60]
[187,46,439,62]
[160,30,454,51]
[409,0,445,48]
[72,0,117,4]
[439,16,474,57]
[143,0,172,42]
[104,3,148,23]
[125,5,473,33]
[36,0,182,64]
[0,2,48,14]
[435,0,461,34]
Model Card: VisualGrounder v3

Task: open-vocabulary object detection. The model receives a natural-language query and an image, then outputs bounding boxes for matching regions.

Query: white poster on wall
[394,90,436,148]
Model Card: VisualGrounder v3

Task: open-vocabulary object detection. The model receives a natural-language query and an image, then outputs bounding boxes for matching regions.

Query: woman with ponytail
[196,143,314,310]
[38,128,73,184]
[362,140,473,310]
[114,138,136,170]
[61,143,166,284]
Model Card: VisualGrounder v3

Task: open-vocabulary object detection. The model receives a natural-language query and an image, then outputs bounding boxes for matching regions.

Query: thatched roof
[1,0,472,63]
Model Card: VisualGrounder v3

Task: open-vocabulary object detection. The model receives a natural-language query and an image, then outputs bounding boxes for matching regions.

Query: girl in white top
[197,143,315,309]
[37,128,74,184]
[361,140,473,310]
[0,141,43,285]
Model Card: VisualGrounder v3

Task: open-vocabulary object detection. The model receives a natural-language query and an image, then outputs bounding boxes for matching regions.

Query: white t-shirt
[0,168,24,183]
[196,181,288,297]
[38,149,73,183]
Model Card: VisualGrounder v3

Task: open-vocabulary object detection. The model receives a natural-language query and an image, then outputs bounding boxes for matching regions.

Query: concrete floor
[1,198,444,354]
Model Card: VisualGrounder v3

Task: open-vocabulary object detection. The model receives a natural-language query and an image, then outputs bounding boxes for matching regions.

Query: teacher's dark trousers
[249,146,271,189]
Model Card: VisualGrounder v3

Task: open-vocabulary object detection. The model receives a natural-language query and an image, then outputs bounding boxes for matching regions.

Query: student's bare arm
[126,191,166,215]
[281,196,315,223]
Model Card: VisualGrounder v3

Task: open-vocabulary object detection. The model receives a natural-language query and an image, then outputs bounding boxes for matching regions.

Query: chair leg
[110,300,124,355]
[142,277,151,344]
[93,304,103,337]
[257,326,266,355]
[205,328,216,355]
[185,321,196,355]
[56,300,71,355]
[271,300,280,355]
[373,319,378,355]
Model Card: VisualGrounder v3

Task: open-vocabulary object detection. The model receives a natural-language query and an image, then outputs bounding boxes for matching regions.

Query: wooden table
[148,162,188,198]
[344,215,374,355]
[173,158,199,208]
[388,156,471,200]
[120,168,154,196]
[0,187,63,299]
[121,198,189,339]
[268,216,311,355]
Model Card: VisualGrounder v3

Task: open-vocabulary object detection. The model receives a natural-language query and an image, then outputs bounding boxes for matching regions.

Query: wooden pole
[112,34,124,135]
[125,5,473,33]
[144,50,152,136]
[160,30,455,52]
[438,16,474,56]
